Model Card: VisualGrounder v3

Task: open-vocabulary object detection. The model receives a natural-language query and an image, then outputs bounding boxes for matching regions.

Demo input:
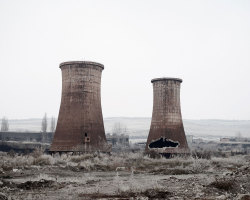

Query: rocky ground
[0,151,249,200]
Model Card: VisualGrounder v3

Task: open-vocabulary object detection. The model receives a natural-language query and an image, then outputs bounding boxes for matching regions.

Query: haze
[0,0,249,120]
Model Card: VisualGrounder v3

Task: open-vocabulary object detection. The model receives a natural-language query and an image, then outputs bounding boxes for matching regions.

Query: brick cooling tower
[50,61,110,153]
[146,78,189,155]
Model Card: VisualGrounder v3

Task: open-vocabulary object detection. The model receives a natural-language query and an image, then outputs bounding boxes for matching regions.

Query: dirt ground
[0,151,249,200]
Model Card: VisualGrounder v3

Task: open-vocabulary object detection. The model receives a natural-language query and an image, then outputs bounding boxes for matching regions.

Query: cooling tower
[50,61,110,153]
[146,78,189,155]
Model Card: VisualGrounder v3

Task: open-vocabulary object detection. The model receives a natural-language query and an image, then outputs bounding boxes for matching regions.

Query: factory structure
[0,131,53,152]
[49,63,189,155]
[0,61,193,155]
[106,133,130,151]
[50,61,111,153]
[1,60,250,157]
[1,64,250,156]
[146,78,189,156]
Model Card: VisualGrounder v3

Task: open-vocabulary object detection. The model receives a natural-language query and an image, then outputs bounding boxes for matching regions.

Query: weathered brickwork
[50,61,110,152]
[146,78,189,154]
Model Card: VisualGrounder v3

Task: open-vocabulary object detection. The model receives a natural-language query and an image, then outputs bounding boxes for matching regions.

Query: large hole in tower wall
[149,137,179,149]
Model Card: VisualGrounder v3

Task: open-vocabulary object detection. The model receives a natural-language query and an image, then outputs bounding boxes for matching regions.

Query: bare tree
[1,117,9,132]
[236,131,242,138]
[41,113,47,132]
[50,116,56,132]
[112,122,127,135]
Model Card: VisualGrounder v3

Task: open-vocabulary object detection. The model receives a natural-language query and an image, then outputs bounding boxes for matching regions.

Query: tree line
[0,113,56,132]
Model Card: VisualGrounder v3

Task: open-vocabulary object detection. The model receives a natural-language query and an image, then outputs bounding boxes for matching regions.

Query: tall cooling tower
[146,78,189,155]
[50,61,110,153]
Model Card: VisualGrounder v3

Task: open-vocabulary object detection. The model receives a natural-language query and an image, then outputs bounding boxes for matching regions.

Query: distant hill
[6,117,250,138]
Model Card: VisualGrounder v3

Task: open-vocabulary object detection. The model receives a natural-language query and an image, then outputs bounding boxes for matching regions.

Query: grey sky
[0,0,249,120]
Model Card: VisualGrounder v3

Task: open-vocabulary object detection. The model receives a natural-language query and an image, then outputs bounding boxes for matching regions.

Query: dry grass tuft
[32,156,51,166]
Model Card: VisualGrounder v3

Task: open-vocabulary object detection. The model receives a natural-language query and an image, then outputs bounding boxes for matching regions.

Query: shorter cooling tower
[146,78,189,155]
[50,61,110,153]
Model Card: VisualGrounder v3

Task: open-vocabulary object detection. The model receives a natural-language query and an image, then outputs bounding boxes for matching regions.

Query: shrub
[210,178,235,191]
[32,156,51,166]
[7,150,16,158]
[192,150,211,159]
[30,148,44,158]
[70,154,94,163]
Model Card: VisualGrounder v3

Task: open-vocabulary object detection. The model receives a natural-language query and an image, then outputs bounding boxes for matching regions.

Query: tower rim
[59,61,104,70]
[151,77,182,83]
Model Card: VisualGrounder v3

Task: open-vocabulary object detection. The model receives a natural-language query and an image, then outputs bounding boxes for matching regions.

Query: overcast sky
[0,0,249,120]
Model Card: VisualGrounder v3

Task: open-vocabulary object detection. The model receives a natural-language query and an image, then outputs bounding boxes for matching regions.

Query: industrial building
[0,131,53,152]
[219,137,250,155]
[50,61,110,153]
[146,78,189,156]
[106,133,129,152]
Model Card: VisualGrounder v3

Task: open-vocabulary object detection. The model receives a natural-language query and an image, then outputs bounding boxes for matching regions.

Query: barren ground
[0,151,249,200]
